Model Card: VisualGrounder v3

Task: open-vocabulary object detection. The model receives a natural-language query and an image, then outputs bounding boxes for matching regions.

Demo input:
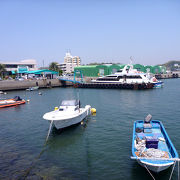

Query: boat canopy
[61,100,80,106]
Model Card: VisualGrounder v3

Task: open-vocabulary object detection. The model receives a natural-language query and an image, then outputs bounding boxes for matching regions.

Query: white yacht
[92,64,163,87]
[43,100,91,129]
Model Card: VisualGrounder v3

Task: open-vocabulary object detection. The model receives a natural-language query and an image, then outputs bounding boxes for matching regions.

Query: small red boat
[0,96,26,108]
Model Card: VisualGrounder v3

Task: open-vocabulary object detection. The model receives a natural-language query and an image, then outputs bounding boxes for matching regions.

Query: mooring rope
[21,121,54,180]
[21,143,48,180]
[169,161,176,180]
[144,165,156,180]
[178,160,179,180]
[46,120,53,141]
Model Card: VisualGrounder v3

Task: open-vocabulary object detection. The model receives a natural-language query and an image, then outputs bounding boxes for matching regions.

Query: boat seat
[143,123,152,129]
[144,128,152,133]
[143,123,152,133]
[152,123,160,128]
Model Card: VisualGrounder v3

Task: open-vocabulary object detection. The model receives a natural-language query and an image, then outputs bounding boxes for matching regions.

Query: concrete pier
[0,79,73,91]
[155,72,180,79]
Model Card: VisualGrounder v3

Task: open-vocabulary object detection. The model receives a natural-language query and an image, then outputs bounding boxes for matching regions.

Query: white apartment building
[64,52,73,63]
[72,56,81,66]
[60,52,81,73]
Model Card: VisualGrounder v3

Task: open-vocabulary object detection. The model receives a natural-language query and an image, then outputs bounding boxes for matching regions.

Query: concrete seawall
[0,79,73,91]
[155,72,180,79]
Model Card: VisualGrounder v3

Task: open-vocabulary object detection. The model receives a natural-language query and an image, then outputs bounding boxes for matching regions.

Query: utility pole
[43,60,45,68]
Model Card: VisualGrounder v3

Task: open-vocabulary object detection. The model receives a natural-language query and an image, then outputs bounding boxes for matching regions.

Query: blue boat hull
[153,81,164,88]
[132,120,178,172]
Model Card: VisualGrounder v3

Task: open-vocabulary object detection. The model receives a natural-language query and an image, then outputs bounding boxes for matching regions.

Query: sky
[0,0,180,67]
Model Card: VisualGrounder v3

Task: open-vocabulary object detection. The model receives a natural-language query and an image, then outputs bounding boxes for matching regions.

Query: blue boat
[131,115,179,172]
[153,81,164,88]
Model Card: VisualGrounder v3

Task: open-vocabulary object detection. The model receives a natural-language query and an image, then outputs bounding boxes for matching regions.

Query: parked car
[15,77,24,81]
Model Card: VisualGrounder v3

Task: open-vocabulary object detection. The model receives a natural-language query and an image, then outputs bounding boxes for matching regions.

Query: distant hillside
[159,60,180,71]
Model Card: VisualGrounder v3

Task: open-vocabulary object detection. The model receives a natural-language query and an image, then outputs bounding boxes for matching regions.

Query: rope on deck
[144,165,156,180]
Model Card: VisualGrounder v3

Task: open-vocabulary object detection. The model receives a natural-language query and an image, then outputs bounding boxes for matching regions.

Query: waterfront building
[75,64,122,77]
[0,59,37,74]
[26,69,58,79]
[64,52,81,66]
[59,52,81,74]
[72,56,81,66]
[59,63,77,74]
[64,52,73,64]
[74,64,166,77]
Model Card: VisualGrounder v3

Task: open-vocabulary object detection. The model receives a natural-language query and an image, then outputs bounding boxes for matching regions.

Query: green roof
[75,65,97,68]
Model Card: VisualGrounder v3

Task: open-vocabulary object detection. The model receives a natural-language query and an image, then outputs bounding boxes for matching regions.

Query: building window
[99,69,104,76]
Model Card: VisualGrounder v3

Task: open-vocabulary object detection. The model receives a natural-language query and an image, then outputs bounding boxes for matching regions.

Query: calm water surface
[0,79,180,180]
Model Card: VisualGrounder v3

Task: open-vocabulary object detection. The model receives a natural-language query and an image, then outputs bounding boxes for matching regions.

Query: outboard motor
[78,100,81,108]
[144,114,152,123]
[143,114,152,132]
[14,96,22,101]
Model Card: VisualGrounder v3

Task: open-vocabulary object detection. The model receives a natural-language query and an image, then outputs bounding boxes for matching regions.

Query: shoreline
[0,79,73,91]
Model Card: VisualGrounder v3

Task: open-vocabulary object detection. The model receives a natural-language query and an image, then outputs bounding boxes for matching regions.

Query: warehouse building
[74,64,166,77]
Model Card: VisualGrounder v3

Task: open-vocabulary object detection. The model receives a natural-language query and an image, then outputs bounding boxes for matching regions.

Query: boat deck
[134,121,173,164]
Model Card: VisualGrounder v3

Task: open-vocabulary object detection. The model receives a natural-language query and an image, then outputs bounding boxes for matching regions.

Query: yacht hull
[45,105,91,129]
[153,81,163,88]
[53,110,88,129]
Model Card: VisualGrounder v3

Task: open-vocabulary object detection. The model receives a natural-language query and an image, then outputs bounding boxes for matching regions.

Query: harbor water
[0,79,180,180]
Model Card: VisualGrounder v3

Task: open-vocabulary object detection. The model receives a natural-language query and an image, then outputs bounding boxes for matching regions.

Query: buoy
[27,99,30,102]
[91,108,96,114]
[39,92,42,95]
[54,107,58,111]
[81,121,83,125]
[4,92,7,94]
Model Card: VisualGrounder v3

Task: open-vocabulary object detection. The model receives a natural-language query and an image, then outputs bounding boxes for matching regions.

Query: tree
[0,64,6,77]
[59,69,63,76]
[49,62,60,72]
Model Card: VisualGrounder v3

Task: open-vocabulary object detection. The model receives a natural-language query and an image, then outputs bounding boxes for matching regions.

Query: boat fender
[91,108,96,114]
[54,107,58,111]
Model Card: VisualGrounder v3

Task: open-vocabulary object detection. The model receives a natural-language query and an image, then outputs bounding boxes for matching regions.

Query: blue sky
[0,0,180,67]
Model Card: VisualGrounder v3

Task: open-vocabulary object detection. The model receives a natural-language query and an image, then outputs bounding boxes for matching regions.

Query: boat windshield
[61,100,79,106]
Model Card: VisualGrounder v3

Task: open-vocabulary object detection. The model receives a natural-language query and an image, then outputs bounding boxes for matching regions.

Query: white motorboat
[26,86,39,91]
[92,64,163,87]
[43,100,91,129]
